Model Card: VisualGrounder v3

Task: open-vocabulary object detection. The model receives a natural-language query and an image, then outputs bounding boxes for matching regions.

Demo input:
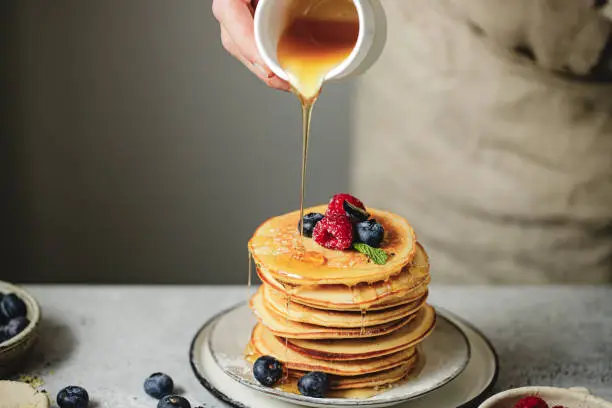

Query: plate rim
[189,302,499,408]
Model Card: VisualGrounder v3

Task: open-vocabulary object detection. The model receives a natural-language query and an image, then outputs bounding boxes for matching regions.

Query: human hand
[212,0,291,91]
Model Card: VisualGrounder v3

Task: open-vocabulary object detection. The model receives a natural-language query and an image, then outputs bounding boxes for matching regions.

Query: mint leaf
[353,243,389,265]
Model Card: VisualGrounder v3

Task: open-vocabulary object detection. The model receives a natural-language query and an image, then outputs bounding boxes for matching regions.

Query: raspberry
[326,193,365,217]
[514,396,549,408]
[312,215,354,250]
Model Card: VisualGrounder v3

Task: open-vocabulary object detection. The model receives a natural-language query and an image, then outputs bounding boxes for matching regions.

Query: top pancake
[257,243,430,311]
[249,205,417,286]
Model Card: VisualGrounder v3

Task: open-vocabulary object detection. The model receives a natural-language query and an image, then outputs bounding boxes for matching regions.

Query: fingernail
[252,61,274,78]
[269,76,291,92]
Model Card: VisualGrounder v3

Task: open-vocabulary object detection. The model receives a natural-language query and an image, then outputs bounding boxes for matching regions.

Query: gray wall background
[1,1,353,284]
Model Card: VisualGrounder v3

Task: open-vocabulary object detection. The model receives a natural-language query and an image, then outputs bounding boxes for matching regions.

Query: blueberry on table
[57,386,89,408]
[355,219,385,248]
[298,213,325,238]
[298,371,330,398]
[253,355,284,387]
[144,372,174,399]
[157,395,191,408]
[0,293,27,319]
[4,316,29,339]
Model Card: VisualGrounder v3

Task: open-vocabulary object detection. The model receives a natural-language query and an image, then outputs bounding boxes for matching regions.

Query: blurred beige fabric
[351,0,612,283]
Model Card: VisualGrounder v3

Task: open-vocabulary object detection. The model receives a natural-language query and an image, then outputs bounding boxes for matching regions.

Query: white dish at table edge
[189,303,500,408]
[479,386,612,408]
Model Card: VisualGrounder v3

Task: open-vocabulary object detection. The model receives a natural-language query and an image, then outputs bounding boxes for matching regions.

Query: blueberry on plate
[355,219,385,248]
[343,200,370,223]
[57,386,89,408]
[4,316,29,339]
[298,371,330,398]
[144,372,174,399]
[157,395,191,408]
[253,355,284,387]
[298,213,325,238]
[0,293,27,320]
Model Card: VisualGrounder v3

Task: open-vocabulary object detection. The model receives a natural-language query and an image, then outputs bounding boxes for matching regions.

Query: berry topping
[157,395,191,408]
[312,215,354,250]
[298,213,325,238]
[298,371,330,398]
[253,356,284,387]
[0,293,27,320]
[343,201,370,223]
[355,219,385,248]
[326,194,365,217]
[514,396,549,408]
[57,386,89,408]
[4,316,29,339]
[144,372,174,399]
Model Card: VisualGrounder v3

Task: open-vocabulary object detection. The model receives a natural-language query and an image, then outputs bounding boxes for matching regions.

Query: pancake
[250,323,417,376]
[287,305,436,361]
[249,205,417,286]
[250,287,414,339]
[287,360,417,390]
[256,243,430,311]
[263,283,428,328]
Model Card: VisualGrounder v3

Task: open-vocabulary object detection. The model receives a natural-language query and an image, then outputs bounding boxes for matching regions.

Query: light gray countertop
[13,285,612,407]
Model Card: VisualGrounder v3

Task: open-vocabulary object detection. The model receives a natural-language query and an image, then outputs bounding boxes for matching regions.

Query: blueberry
[0,327,8,344]
[253,355,284,387]
[355,219,385,248]
[57,386,89,408]
[343,200,370,223]
[298,213,325,238]
[297,371,330,398]
[0,293,27,320]
[157,395,191,408]
[144,372,174,399]
[0,293,6,325]
[4,316,29,339]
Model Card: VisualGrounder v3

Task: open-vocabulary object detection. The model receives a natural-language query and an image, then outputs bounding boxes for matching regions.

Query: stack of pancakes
[247,205,435,396]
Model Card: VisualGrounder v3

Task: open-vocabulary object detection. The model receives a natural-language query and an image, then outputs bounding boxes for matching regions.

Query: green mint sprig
[353,243,389,265]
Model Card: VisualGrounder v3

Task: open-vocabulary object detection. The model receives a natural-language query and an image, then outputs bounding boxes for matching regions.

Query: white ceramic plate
[190,303,499,408]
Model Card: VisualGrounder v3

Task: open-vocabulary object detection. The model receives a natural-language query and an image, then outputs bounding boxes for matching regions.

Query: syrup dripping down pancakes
[246,205,435,398]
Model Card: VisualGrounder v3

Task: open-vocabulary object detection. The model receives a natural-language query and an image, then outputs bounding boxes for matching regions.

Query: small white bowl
[254,0,387,82]
[0,281,41,376]
[479,386,612,408]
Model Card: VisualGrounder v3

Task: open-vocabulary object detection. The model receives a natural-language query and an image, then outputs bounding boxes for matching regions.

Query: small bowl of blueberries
[0,280,41,375]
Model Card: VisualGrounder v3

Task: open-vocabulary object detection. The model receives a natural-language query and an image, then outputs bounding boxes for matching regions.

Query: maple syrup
[276,0,359,241]
[360,307,367,336]
[248,252,253,299]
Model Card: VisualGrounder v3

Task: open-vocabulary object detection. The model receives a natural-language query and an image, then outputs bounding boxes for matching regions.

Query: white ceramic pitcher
[253,0,387,83]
